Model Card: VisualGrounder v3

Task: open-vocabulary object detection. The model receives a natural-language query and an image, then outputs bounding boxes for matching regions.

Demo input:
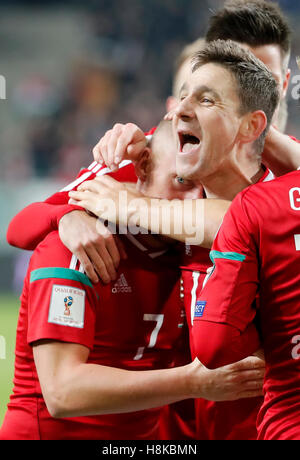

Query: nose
[175,96,195,121]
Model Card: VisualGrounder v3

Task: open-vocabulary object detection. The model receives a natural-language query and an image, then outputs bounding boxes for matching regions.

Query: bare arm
[69,176,231,248]
[33,340,264,419]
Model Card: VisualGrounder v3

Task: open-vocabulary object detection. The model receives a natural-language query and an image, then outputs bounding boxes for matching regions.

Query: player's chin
[175,159,198,182]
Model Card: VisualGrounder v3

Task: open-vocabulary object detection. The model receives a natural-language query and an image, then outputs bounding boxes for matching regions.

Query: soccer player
[2,121,265,441]
[7,0,300,438]
[205,0,300,176]
[191,169,300,440]
[69,40,280,441]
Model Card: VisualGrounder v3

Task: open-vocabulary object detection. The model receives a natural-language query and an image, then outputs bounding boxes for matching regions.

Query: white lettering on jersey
[133,314,164,361]
[289,188,300,211]
[190,271,201,327]
[48,285,86,329]
[294,235,300,251]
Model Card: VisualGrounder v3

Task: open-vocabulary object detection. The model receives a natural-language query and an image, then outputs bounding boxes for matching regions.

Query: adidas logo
[112,274,132,294]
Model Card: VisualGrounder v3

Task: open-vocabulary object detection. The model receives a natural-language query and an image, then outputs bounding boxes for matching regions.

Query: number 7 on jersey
[134,314,164,361]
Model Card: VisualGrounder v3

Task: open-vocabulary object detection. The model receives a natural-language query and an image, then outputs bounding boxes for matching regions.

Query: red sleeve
[7,201,82,250]
[7,161,138,251]
[191,191,261,368]
[192,321,260,369]
[27,232,98,350]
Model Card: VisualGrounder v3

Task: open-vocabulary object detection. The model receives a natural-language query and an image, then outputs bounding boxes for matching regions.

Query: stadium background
[0,0,299,426]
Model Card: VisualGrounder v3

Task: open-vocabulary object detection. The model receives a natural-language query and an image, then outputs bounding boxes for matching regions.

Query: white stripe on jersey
[190,271,200,327]
[69,254,78,270]
[92,164,103,174]
[96,160,133,177]
[78,264,85,274]
[125,234,147,252]
[88,161,97,170]
[61,171,94,192]
[60,160,133,192]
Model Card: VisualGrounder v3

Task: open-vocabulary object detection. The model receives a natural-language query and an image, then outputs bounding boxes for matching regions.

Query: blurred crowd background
[0,0,299,286]
[0,0,300,426]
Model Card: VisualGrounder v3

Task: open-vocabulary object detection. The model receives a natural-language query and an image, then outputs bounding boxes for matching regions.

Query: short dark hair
[192,40,280,153]
[206,0,291,68]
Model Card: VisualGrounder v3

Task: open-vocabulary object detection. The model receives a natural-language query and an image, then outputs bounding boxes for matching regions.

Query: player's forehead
[173,57,193,98]
[184,63,238,101]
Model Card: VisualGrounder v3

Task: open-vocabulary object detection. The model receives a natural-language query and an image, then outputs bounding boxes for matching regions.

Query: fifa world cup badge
[64,296,74,316]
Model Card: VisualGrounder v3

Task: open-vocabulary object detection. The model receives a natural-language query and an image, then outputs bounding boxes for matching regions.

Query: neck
[200,158,265,201]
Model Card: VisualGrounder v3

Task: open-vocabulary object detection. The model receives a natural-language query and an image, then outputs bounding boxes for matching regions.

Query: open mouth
[179,132,201,154]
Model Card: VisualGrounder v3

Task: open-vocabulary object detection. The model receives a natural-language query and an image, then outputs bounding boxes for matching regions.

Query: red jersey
[180,168,274,440]
[4,159,195,440]
[0,230,188,440]
[194,170,300,440]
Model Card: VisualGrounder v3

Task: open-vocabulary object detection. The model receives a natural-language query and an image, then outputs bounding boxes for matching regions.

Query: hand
[188,355,265,402]
[59,210,127,284]
[163,108,177,122]
[93,123,147,171]
[69,176,143,222]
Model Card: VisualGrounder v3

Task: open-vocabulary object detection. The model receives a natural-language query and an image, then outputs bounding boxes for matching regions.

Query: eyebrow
[193,85,221,100]
[179,83,221,101]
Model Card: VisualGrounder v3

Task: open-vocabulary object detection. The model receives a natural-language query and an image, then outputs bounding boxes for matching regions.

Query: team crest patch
[194,301,207,319]
[48,285,85,329]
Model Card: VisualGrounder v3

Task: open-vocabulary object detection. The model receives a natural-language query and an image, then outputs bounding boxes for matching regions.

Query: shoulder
[29,231,74,272]
[240,170,300,202]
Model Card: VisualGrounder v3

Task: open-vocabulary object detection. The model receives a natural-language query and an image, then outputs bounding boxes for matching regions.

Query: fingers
[234,389,264,400]
[93,129,111,166]
[252,349,265,361]
[74,247,99,285]
[127,140,149,158]
[69,190,90,202]
[242,378,264,392]
[115,236,128,260]
[164,109,176,121]
[229,356,265,373]
[107,124,124,170]
[93,123,146,170]
[85,243,117,284]
[113,125,138,167]
[104,233,122,269]
[234,368,265,382]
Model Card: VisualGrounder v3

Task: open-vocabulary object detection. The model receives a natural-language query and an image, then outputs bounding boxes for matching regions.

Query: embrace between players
[2,0,300,441]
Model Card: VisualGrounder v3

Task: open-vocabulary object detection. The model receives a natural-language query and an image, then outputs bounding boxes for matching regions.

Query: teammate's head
[166,38,206,113]
[135,120,202,200]
[206,0,292,131]
[174,40,279,182]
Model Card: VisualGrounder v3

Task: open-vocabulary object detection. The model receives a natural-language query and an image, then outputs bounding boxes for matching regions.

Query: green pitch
[0,294,20,427]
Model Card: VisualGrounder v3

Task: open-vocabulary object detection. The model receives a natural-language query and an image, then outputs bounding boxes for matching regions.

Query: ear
[282,68,291,99]
[238,111,267,145]
[134,147,152,183]
[166,96,179,113]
